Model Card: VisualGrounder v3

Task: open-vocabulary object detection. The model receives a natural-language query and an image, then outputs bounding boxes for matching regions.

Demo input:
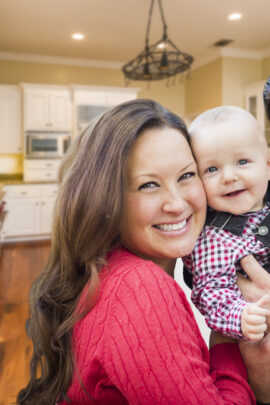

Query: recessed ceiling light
[228,12,243,21]
[72,33,85,40]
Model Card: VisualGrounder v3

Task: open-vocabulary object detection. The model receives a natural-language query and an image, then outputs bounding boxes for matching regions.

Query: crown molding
[0,51,123,69]
[1,47,270,74]
[220,47,262,59]
[192,46,267,71]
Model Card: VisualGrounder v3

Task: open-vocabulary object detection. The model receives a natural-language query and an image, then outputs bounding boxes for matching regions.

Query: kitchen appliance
[26,132,71,158]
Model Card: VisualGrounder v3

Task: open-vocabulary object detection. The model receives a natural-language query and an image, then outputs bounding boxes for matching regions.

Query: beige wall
[185,57,263,119]
[0,59,185,118]
[222,58,262,107]
[185,59,222,118]
[262,56,270,80]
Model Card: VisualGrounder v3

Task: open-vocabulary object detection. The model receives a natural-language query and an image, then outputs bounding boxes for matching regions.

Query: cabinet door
[49,90,72,131]
[39,197,55,234]
[3,197,40,236]
[24,89,49,130]
[0,85,21,153]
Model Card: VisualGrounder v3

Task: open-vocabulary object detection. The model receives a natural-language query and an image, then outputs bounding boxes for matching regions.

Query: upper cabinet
[72,85,139,135]
[0,85,22,154]
[245,80,270,145]
[22,85,72,131]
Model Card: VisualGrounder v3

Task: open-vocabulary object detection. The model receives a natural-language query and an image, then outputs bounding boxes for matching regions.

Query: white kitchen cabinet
[40,197,55,234]
[3,183,58,241]
[72,85,139,135]
[245,80,270,145]
[23,85,72,131]
[4,197,40,236]
[0,85,22,153]
[24,159,62,182]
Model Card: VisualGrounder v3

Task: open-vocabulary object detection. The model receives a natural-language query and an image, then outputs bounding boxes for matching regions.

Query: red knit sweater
[59,247,255,405]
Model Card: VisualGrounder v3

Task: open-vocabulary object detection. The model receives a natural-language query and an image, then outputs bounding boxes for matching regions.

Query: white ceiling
[1,0,270,66]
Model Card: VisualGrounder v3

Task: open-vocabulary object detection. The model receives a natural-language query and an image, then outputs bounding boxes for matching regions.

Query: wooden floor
[0,241,51,405]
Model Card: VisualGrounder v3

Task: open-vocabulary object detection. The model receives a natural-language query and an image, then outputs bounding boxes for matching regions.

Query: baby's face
[191,121,270,215]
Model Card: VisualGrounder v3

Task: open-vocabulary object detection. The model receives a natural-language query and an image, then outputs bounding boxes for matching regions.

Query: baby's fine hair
[189,105,263,138]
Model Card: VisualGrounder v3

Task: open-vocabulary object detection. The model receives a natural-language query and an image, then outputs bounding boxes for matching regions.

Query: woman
[17,99,268,404]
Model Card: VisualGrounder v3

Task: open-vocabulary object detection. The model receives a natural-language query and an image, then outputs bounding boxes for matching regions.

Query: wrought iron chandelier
[122,0,194,82]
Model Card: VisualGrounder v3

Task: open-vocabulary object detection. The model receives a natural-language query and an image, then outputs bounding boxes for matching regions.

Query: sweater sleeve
[103,261,255,405]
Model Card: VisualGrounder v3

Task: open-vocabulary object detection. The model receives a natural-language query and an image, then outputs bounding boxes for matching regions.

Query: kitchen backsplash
[0,154,23,175]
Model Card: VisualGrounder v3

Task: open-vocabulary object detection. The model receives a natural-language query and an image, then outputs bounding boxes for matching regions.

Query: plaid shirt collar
[205,182,270,243]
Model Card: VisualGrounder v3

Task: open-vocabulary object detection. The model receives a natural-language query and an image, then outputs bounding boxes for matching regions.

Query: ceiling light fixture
[122,0,193,82]
[72,33,85,40]
[228,12,243,21]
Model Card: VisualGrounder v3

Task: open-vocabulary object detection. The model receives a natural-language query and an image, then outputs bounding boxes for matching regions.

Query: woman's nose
[162,189,188,213]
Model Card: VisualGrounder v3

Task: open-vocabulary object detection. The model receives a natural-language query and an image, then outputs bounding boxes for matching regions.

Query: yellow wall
[222,58,262,107]
[262,56,270,80]
[185,59,222,118]
[185,57,263,118]
[0,59,185,118]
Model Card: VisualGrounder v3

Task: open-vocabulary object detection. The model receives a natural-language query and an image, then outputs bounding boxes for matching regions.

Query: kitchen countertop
[0,174,57,186]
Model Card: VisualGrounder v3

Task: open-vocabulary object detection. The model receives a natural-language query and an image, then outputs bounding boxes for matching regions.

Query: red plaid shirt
[183,204,270,339]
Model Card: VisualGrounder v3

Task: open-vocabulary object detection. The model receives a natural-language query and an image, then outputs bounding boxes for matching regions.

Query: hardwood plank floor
[0,241,51,405]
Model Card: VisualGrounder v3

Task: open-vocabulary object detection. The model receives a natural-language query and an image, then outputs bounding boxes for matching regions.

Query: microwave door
[28,135,60,157]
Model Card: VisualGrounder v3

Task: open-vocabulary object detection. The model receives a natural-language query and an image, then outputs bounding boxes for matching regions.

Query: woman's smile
[153,216,191,232]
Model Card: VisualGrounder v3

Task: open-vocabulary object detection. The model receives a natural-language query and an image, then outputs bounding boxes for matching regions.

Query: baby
[183,106,270,340]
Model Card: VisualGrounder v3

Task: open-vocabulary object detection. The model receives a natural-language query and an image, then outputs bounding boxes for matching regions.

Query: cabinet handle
[45,164,52,167]
[35,202,39,206]
[41,202,45,205]
[46,173,52,177]
[20,191,28,195]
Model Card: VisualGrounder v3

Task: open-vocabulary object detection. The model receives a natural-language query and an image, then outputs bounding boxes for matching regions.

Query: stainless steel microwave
[26,132,71,158]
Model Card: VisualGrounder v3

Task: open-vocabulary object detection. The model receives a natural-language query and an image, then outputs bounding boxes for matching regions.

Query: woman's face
[119,126,206,272]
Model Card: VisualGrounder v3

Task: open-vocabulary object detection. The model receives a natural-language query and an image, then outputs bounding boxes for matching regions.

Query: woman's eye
[138,181,158,190]
[178,172,195,181]
[206,166,217,173]
[238,159,248,165]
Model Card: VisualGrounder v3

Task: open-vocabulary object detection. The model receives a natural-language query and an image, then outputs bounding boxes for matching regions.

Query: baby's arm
[241,295,270,341]
[184,231,255,339]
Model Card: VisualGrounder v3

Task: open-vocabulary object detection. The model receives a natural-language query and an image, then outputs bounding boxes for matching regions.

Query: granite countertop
[0,174,24,185]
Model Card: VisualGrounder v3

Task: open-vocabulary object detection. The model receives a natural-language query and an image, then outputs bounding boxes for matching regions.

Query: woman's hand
[238,255,270,302]
[239,333,270,404]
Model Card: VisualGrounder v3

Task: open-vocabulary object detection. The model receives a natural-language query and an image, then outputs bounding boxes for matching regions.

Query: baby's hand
[241,295,270,341]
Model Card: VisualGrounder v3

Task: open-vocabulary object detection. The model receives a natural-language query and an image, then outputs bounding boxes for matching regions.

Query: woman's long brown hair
[17,99,189,404]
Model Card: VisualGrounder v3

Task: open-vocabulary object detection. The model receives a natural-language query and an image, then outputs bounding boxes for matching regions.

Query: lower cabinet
[3,183,58,241]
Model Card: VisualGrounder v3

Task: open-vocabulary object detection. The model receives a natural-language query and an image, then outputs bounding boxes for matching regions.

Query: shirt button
[258,225,268,236]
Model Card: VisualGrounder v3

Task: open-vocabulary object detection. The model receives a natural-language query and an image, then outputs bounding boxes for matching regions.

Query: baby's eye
[238,159,248,165]
[138,181,158,190]
[178,172,195,182]
[206,166,217,173]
